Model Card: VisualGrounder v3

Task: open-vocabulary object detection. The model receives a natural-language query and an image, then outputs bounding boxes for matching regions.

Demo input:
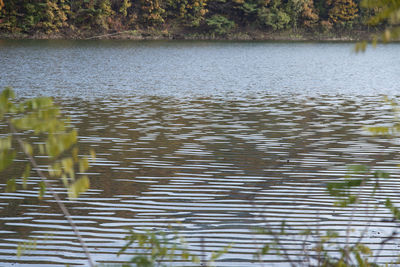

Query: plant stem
[9,121,96,267]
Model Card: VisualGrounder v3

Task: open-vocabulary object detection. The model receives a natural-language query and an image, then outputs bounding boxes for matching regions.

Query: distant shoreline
[0,28,377,42]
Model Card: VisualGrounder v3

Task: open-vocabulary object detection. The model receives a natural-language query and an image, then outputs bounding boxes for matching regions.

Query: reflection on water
[1,41,400,266]
[1,95,400,266]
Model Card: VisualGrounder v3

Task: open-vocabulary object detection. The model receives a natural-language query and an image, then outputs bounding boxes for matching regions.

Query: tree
[206,14,235,35]
[299,0,319,28]
[327,0,358,26]
[256,0,291,31]
[165,0,208,27]
[138,0,165,26]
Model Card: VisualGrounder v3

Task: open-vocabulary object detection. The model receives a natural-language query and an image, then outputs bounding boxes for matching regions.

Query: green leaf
[327,179,364,197]
[355,41,367,53]
[23,97,53,111]
[0,149,15,171]
[46,130,77,158]
[355,251,365,267]
[22,163,31,189]
[348,165,369,174]
[260,244,270,255]
[374,170,390,178]
[67,176,89,199]
[61,157,75,180]
[130,256,153,267]
[356,244,372,255]
[385,198,400,220]
[6,178,16,192]
[39,181,46,199]
[22,142,33,156]
[210,244,231,261]
[0,136,12,150]
[48,162,62,177]
[90,149,96,162]
[79,157,89,173]
[1,87,15,100]
[0,88,16,115]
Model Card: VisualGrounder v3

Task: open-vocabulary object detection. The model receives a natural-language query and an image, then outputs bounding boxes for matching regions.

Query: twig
[343,173,370,264]
[201,236,206,267]
[8,121,95,267]
[85,30,136,40]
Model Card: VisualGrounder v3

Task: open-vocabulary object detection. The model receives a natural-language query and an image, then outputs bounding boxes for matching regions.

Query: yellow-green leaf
[6,178,16,192]
[39,181,46,199]
[22,164,31,189]
[22,142,33,156]
[61,157,75,180]
[90,149,96,162]
[0,149,15,171]
[79,157,89,173]
[67,176,89,199]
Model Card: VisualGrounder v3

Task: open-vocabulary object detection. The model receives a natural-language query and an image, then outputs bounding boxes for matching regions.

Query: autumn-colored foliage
[327,0,358,24]
[301,0,319,28]
[0,0,386,36]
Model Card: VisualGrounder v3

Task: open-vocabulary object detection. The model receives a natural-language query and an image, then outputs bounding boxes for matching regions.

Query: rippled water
[1,40,400,266]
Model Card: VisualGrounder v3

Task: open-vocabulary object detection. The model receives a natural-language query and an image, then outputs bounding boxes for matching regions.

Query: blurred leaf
[90,149,96,162]
[61,174,69,187]
[355,41,367,53]
[72,147,79,162]
[1,87,15,101]
[48,162,62,177]
[260,244,270,255]
[0,87,15,115]
[334,195,358,207]
[327,178,364,197]
[385,199,400,220]
[356,244,372,255]
[22,142,33,156]
[6,178,16,192]
[39,181,46,199]
[374,170,390,178]
[130,256,152,267]
[22,163,31,189]
[23,97,54,111]
[348,165,369,174]
[79,157,89,172]
[355,251,365,267]
[61,157,75,180]
[368,126,390,135]
[46,130,77,158]
[0,136,12,150]
[0,149,15,171]
[67,176,89,199]
[322,230,339,242]
[39,143,46,155]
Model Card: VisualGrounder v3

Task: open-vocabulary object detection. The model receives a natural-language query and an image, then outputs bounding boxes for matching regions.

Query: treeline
[0,0,380,38]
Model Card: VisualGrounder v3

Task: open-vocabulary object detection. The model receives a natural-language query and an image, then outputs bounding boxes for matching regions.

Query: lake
[1,40,400,266]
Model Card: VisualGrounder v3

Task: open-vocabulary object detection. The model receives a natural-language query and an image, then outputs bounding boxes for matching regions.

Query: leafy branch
[0,87,96,266]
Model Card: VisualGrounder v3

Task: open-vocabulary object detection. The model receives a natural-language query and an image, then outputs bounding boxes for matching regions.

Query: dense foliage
[0,0,386,37]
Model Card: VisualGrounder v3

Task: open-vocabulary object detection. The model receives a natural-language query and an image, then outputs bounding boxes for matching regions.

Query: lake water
[1,40,400,266]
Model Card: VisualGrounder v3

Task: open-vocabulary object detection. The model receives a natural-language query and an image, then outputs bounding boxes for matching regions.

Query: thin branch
[85,30,137,40]
[8,121,95,267]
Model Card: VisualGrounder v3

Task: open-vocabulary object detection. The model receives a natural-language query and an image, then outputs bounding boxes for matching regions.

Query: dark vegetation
[0,0,385,40]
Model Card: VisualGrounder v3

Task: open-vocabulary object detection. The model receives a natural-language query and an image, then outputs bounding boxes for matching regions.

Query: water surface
[1,40,400,266]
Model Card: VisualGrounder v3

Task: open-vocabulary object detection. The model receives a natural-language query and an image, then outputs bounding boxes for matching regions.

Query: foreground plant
[118,227,231,267]
[0,87,96,266]
[355,0,400,51]
[255,97,400,266]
